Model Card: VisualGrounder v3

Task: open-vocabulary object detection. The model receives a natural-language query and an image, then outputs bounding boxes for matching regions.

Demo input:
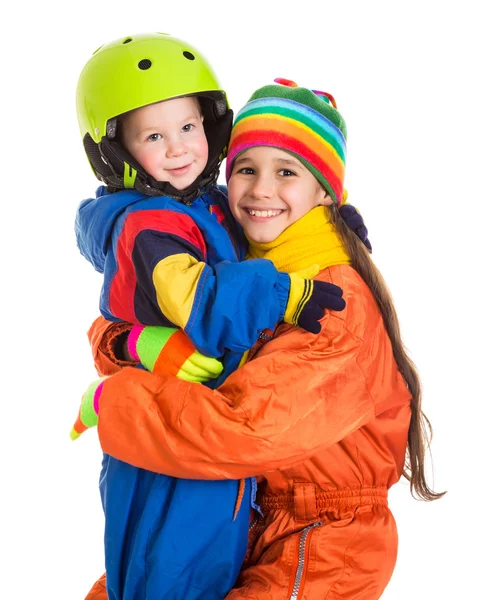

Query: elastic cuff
[104,322,138,367]
[274,272,291,322]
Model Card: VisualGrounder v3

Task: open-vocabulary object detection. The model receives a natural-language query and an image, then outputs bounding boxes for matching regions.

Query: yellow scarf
[246,206,351,273]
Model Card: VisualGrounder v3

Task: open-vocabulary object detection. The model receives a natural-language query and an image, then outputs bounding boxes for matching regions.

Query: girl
[80,80,442,598]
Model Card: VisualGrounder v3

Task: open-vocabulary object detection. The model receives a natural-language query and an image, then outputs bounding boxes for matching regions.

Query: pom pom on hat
[226,78,347,205]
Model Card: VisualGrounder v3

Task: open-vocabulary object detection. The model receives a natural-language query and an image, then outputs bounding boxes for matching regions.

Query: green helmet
[76,32,233,202]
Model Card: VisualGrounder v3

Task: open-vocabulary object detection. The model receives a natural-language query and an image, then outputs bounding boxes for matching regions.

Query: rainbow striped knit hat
[225,79,347,205]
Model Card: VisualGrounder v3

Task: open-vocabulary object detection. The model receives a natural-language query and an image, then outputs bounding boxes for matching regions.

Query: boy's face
[121,96,209,190]
[228,146,332,243]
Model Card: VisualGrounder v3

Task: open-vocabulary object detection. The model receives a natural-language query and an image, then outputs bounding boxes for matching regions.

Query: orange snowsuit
[84,209,411,599]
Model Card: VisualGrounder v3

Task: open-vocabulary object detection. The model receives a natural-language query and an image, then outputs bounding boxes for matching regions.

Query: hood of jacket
[75,186,147,274]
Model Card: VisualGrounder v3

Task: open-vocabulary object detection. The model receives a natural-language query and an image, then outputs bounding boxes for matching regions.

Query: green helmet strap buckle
[123,162,137,189]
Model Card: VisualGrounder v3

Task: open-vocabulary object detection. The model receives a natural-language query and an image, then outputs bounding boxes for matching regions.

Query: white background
[2,1,477,598]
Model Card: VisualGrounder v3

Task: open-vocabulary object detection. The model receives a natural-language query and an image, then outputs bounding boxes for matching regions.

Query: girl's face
[228,146,332,243]
[121,97,208,190]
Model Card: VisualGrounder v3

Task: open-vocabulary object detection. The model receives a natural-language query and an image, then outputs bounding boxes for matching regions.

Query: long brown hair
[329,205,445,501]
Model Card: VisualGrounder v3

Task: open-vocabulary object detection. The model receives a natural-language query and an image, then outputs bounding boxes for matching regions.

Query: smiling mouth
[245,208,284,218]
[167,164,191,175]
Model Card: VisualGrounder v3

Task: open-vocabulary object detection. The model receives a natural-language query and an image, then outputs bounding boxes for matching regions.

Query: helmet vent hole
[123,38,133,44]
[138,59,152,70]
[183,51,195,61]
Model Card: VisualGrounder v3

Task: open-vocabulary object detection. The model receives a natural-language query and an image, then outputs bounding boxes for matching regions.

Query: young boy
[73,33,353,600]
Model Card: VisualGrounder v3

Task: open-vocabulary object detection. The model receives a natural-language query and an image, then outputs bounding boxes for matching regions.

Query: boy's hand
[284,269,345,334]
[128,325,223,382]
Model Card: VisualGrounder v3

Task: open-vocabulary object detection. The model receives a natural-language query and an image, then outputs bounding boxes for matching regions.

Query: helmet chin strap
[134,165,221,205]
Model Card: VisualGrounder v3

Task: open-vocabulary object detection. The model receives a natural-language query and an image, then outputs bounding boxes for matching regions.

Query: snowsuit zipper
[289,521,324,600]
[246,330,274,363]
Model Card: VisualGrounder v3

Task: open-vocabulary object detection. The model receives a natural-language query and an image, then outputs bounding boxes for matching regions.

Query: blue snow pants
[100,454,251,600]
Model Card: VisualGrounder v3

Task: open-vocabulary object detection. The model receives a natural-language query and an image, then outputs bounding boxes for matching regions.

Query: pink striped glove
[70,378,106,440]
[127,325,223,382]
